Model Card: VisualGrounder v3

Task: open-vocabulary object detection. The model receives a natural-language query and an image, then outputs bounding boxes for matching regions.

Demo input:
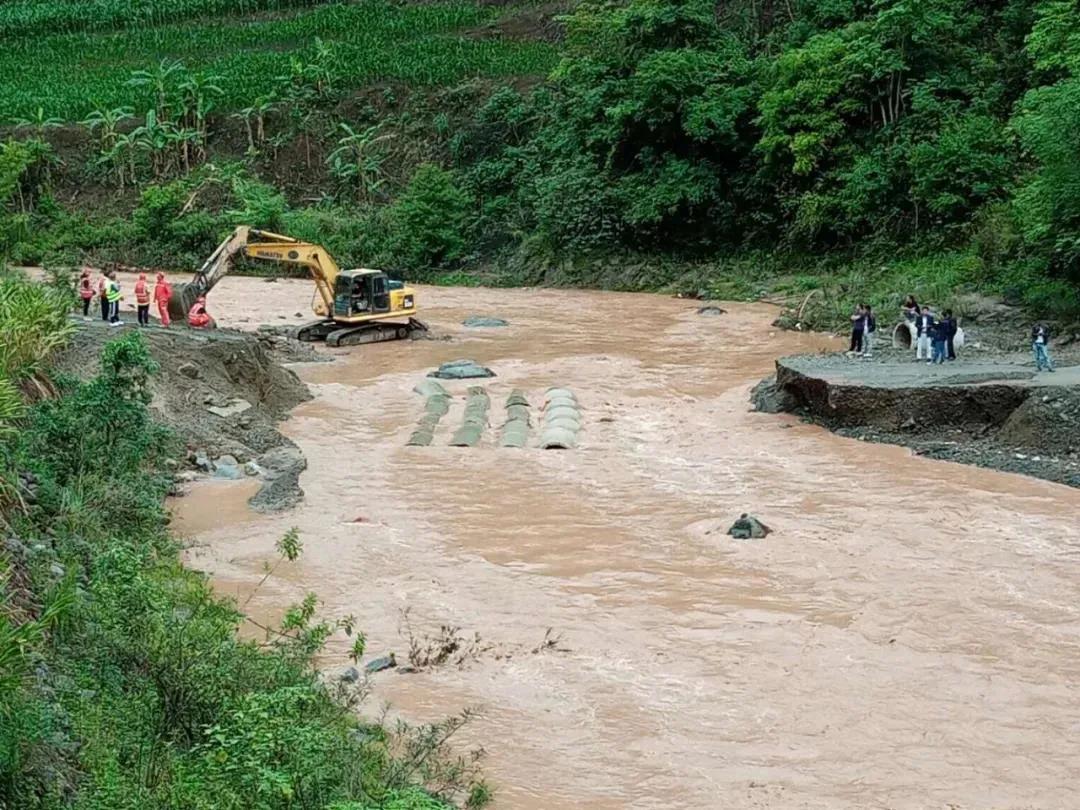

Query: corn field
[0,0,557,120]
[0,0,330,38]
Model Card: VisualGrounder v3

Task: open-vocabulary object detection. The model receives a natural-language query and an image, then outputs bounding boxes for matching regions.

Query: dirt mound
[998,389,1080,454]
[59,321,311,510]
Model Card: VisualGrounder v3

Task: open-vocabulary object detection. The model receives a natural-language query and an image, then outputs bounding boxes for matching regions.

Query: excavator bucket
[168,226,251,322]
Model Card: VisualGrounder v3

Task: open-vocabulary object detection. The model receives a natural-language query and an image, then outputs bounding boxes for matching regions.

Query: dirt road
[172,278,1080,809]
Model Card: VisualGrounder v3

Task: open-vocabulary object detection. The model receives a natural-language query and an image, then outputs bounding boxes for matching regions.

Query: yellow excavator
[169,226,427,346]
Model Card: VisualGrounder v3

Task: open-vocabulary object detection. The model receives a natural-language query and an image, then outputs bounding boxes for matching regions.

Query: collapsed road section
[754,354,1080,486]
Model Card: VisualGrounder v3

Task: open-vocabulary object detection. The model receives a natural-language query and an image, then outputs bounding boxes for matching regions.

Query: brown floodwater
[173,277,1080,810]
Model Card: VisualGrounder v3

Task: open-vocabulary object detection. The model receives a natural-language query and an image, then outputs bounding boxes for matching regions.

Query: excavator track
[325,317,428,347]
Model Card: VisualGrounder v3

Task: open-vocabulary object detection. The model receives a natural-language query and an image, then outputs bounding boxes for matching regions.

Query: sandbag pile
[539,388,581,449]
[449,386,489,447]
[407,380,451,446]
[499,389,532,448]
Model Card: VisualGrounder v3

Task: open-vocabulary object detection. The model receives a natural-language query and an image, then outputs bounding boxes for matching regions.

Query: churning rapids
[172,278,1080,810]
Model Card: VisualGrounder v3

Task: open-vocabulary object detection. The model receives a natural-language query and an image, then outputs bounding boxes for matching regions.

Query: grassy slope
[0,0,557,119]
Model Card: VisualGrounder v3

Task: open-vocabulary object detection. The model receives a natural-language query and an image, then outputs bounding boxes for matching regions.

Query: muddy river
[172,278,1080,809]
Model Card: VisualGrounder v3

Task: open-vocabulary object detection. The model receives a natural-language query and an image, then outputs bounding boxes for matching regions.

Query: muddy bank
[59,318,314,510]
[756,353,1080,486]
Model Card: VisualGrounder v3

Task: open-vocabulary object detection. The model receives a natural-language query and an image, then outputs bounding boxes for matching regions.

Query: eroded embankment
[59,321,314,510]
[756,355,1080,486]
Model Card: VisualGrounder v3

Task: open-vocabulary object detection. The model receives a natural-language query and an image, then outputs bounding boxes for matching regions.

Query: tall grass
[0,272,75,430]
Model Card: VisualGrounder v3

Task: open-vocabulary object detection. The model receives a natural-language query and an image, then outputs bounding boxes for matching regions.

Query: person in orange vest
[97,271,110,322]
[133,273,151,326]
[154,272,172,327]
[187,295,213,329]
[78,268,95,320]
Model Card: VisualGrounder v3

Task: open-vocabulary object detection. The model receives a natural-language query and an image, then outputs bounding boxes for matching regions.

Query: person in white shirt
[1031,323,1055,372]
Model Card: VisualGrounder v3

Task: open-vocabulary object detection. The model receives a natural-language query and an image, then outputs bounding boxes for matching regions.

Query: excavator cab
[334,270,392,318]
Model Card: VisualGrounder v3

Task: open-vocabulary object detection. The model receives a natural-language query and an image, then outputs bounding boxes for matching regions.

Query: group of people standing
[76,269,214,329]
[902,296,958,364]
[79,268,173,327]
[848,293,1057,372]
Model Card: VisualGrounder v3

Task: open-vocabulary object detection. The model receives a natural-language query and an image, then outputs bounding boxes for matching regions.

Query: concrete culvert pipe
[892,321,966,350]
[539,428,578,449]
[892,321,916,349]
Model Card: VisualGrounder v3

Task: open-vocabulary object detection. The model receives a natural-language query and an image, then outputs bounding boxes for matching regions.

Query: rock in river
[463,316,509,328]
[428,359,495,379]
[727,513,772,539]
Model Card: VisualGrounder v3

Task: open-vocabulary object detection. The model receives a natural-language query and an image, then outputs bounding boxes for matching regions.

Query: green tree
[390,164,472,271]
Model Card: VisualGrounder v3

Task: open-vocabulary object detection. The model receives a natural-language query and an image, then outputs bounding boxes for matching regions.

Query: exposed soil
[57,316,316,510]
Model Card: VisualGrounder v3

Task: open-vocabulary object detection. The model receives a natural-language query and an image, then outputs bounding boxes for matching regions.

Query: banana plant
[327,123,394,203]
[179,70,223,151]
[132,109,175,179]
[82,105,134,154]
[12,106,63,139]
[126,58,187,122]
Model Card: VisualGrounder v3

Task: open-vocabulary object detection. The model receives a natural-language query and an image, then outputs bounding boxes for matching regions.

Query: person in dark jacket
[914,306,935,361]
[901,294,919,323]
[847,304,865,355]
[930,317,949,364]
[940,309,958,361]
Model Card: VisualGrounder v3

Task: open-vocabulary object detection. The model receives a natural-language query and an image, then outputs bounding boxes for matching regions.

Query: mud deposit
[60,319,311,509]
[171,278,1080,809]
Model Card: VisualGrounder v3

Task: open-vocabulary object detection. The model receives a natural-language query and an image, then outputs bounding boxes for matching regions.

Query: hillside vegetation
[1,0,1079,326]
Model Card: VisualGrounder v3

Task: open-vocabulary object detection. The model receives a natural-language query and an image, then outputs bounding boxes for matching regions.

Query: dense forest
[1,0,1079,320]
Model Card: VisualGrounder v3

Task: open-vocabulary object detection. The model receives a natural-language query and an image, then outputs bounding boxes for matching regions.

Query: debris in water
[339,666,360,683]
[727,513,771,539]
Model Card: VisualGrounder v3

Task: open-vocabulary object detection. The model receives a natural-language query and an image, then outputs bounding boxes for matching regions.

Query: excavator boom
[168,225,425,346]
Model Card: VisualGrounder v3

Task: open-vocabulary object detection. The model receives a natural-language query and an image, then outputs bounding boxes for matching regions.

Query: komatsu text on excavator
[168,226,427,346]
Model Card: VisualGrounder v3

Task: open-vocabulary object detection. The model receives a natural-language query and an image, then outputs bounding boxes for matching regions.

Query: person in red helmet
[78,268,95,320]
[154,272,172,327]
[133,272,151,326]
[187,295,213,329]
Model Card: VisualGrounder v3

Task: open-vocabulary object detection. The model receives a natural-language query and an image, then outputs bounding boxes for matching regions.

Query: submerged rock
[697,306,727,316]
[339,666,360,683]
[428,359,495,379]
[365,653,397,673]
[727,513,771,540]
[463,316,509,328]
